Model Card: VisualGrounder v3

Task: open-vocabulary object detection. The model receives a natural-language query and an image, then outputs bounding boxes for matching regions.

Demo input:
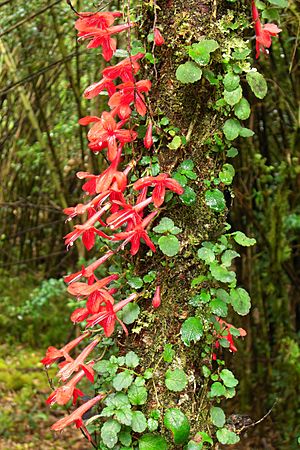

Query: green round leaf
[223,119,241,141]
[121,303,140,324]
[268,0,288,7]
[112,370,134,391]
[224,85,242,106]
[210,381,226,397]
[223,73,240,91]
[234,97,251,120]
[220,369,239,387]
[176,62,202,84]
[147,418,159,431]
[168,135,182,149]
[158,235,180,257]
[153,217,175,233]
[230,287,251,315]
[163,343,175,363]
[165,368,188,392]
[205,189,226,212]
[127,276,143,289]
[181,317,203,346]
[125,351,140,368]
[188,39,219,65]
[216,428,240,445]
[179,159,194,170]
[233,231,256,246]
[164,408,190,444]
[197,247,215,263]
[210,262,236,283]
[219,163,235,185]
[180,186,197,205]
[101,419,121,449]
[210,406,226,428]
[119,431,132,447]
[210,298,228,317]
[246,71,268,99]
[139,434,168,450]
[131,411,147,433]
[128,381,148,405]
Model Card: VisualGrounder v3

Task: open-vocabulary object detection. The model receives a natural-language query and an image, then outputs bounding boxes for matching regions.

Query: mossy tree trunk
[122,0,235,441]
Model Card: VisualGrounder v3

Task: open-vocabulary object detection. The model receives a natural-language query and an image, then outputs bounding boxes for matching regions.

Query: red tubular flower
[79,112,137,161]
[46,364,94,406]
[64,251,114,284]
[64,192,109,221]
[112,210,157,255]
[41,332,90,367]
[67,274,119,298]
[102,52,144,82]
[64,203,112,250]
[51,393,105,438]
[83,77,116,99]
[252,0,281,59]
[133,173,184,207]
[109,80,152,119]
[154,28,165,46]
[76,17,133,61]
[57,338,99,382]
[152,285,161,308]
[86,293,137,333]
[106,196,153,230]
[144,121,153,149]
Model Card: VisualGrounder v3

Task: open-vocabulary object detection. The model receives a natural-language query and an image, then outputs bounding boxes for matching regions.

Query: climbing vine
[41,0,282,448]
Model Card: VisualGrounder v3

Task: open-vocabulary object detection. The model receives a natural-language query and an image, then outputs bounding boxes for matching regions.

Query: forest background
[0,0,299,449]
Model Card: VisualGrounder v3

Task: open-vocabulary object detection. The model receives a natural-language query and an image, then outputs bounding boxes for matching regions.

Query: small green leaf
[131,411,147,433]
[125,351,140,368]
[230,287,251,315]
[221,250,240,267]
[180,186,196,205]
[239,127,254,137]
[224,85,242,106]
[233,231,256,246]
[119,431,132,447]
[223,73,240,91]
[210,406,226,428]
[223,119,241,141]
[205,189,226,212]
[220,369,239,387]
[210,262,236,283]
[127,275,143,289]
[246,71,268,99]
[138,434,168,450]
[181,317,203,346]
[216,428,240,445]
[143,271,156,283]
[268,0,288,6]
[163,343,175,363]
[210,298,228,317]
[210,381,226,397]
[164,408,190,444]
[101,419,121,449]
[128,380,148,405]
[168,135,182,149]
[112,371,134,391]
[234,97,251,120]
[179,159,194,170]
[115,406,133,425]
[165,368,188,392]
[176,62,202,84]
[153,217,182,234]
[121,303,140,324]
[158,235,180,257]
[147,418,159,431]
[227,147,239,158]
[197,247,215,263]
[219,164,235,185]
[188,39,219,65]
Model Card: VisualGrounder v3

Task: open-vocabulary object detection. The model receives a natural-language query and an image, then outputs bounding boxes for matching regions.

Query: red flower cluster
[42,8,176,439]
[251,0,281,59]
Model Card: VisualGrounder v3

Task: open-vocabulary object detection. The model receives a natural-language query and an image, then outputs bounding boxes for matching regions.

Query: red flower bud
[154,28,165,46]
[144,122,153,149]
[152,285,161,308]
